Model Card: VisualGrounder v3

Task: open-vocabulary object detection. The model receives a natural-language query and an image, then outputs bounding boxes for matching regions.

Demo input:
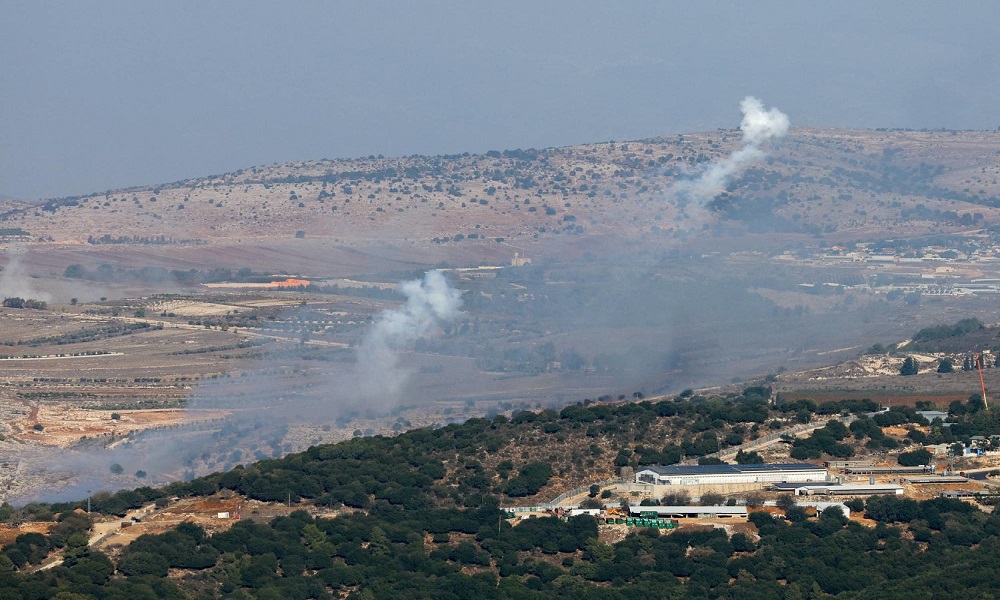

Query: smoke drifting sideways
[355,269,464,410]
[671,96,790,214]
[13,270,464,504]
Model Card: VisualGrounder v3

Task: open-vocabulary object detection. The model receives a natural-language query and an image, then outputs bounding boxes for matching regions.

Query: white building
[635,463,828,486]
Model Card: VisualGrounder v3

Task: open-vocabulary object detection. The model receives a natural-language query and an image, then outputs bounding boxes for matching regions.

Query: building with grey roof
[635,463,828,486]
[627,505,748,519]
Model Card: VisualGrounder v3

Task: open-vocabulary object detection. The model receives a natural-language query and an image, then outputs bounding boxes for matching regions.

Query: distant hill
[2,129,999,249]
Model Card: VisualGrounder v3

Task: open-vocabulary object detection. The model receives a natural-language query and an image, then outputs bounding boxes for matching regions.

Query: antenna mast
[977,353,989,411]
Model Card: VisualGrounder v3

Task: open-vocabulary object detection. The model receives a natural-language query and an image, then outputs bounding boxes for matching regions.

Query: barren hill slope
[3,128,999,253]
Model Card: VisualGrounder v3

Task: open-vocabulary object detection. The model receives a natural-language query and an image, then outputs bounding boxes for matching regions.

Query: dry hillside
[2,129,998,251]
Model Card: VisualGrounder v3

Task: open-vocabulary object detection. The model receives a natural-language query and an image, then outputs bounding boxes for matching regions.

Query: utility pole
[977,353,989,410]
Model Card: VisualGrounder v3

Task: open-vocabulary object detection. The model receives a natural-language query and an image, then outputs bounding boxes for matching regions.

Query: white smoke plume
[0,252,52,303]
[355,269,463,409]
[672,96,790,205]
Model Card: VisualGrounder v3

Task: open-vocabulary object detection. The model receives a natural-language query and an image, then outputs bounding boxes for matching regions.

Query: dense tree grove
[4,490,1000,597]
[912,318,983,344]
[5,386,1000,596]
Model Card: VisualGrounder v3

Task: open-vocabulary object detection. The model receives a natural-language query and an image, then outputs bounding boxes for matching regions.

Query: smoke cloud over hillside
[356,269,463,408]
[672,96,789,206]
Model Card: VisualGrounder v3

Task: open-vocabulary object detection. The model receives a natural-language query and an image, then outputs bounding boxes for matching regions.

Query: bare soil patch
[0,522,52,546]
[16,407,230,447]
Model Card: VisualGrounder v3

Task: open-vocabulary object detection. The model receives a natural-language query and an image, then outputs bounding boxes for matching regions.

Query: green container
[615,518,625,524]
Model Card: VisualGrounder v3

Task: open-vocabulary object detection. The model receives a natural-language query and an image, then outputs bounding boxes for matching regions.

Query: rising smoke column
[355,269,463,410]
[672,96,790,205]
[14,270,463,502]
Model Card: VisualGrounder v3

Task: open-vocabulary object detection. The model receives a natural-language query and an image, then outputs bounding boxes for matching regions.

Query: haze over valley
[4,4,1000,597]
[1,115,1000,500]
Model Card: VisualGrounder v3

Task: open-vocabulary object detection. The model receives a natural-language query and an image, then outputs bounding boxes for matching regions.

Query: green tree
[900,356,919,376]
[505,462,552,497]
[785,506,809,522]
[700,492,724,506]
[897,448,932,466]
[735,449,765,464]
[560,350,586,371]
[776,495,797,510]
[368,526,391,557]
[118,551,169,577]
[937,358,954,373]
[661,491,691,506]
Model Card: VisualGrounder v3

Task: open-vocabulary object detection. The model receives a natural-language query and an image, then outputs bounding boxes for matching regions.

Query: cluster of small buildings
[506,458,990,532]
[778,239,1000,297]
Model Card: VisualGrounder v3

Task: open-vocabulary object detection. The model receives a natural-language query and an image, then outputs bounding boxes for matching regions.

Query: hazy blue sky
[2,1,997,200]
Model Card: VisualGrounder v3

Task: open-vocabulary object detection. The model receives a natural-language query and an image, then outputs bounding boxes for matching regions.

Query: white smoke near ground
[672,96,790,206]
[355,269,463,410]
[9,270,464,504]
[0,252,52,302]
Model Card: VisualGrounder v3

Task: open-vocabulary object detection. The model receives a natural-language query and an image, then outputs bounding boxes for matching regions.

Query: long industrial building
[844,465,932,476]
[772,482,904,496]
[627,505,748,520]
[635,463,828,486]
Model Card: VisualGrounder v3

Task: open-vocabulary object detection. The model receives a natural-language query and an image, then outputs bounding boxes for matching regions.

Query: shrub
[898,448,932,466]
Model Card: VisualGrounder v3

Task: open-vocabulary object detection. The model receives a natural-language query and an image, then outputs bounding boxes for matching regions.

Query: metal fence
[689,415,856,463]
[542,477,628,509]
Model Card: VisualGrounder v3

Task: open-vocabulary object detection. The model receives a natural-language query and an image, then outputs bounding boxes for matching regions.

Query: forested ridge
[3,389,1000,598]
